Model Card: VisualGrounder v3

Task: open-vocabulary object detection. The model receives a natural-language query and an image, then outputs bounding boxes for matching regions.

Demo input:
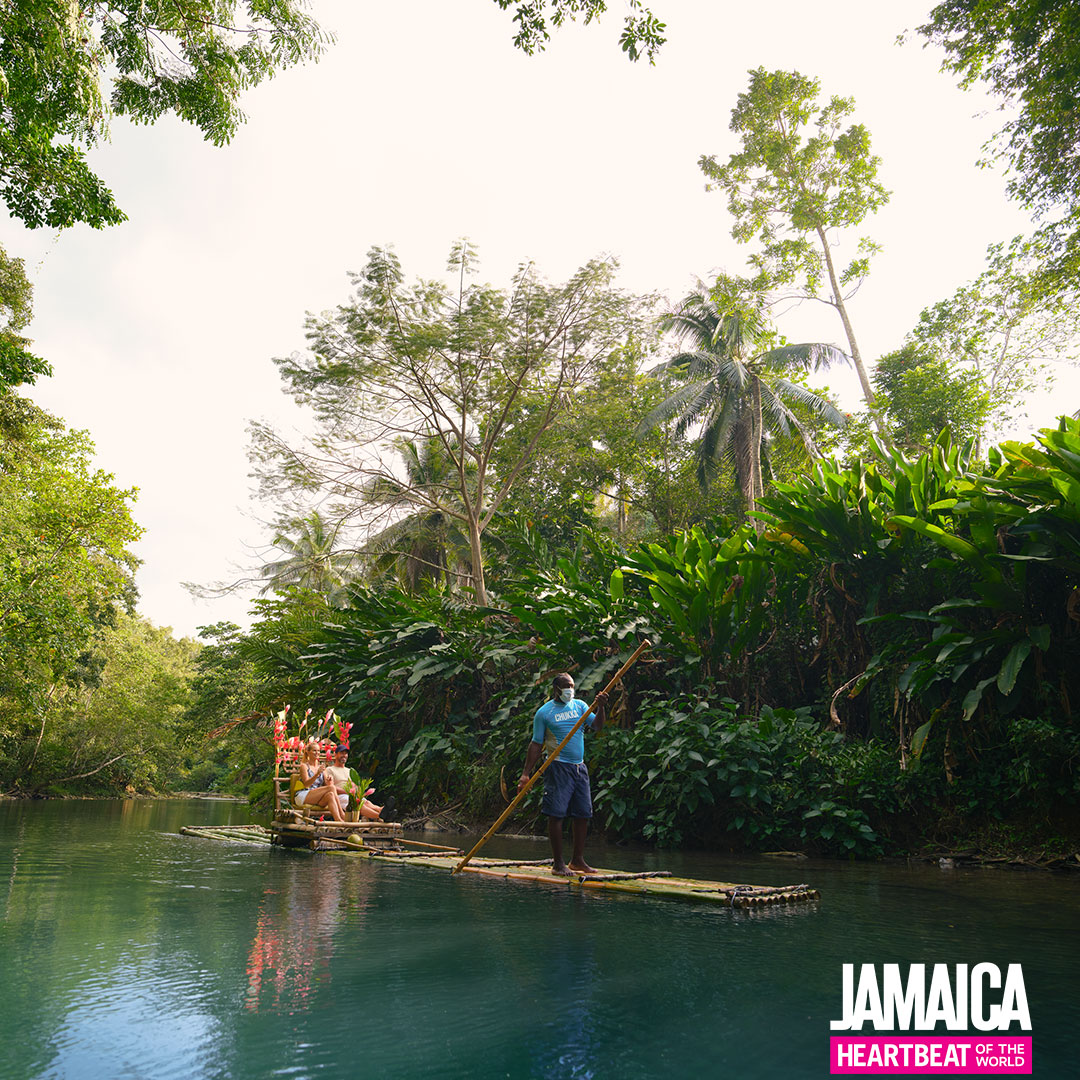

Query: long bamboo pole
[452,639,651,874]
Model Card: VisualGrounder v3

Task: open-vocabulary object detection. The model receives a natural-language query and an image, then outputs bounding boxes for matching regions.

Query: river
[0,799,1075,1078]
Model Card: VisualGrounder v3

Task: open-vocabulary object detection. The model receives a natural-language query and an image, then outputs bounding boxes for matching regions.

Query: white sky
[11,0,1074,639]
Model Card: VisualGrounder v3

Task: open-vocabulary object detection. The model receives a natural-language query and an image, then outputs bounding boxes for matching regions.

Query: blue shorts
[541,760,592,819]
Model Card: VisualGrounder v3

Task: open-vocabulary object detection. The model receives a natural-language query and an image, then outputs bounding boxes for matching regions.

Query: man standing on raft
[518,673,608,876]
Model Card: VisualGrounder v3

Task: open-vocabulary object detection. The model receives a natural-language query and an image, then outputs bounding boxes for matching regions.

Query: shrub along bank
[216,422,1080,859]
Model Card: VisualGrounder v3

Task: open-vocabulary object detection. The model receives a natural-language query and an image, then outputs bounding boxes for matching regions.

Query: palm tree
[357,435,476,593]
[639,279,848,515]
[260,511,357,602]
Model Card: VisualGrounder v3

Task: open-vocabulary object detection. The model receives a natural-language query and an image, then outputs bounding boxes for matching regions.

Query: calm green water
[0,800,1075,1079]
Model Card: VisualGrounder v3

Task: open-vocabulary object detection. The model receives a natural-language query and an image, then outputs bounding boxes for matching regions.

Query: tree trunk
[466,513,488,606]
[734,413,757,519]
[751,376,764,501]
[817,227,877,409]
[26,683,59,777]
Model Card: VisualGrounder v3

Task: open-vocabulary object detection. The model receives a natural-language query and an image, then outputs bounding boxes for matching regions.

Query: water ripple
[3,801,1078,1079]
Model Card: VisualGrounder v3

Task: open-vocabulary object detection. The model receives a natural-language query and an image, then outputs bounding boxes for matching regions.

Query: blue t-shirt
[532,698,592,764]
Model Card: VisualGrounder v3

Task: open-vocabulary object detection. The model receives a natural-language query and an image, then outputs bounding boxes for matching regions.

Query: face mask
[559,687,574,703]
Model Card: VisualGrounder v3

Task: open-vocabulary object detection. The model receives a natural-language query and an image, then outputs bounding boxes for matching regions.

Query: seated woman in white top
[295,740,348,822]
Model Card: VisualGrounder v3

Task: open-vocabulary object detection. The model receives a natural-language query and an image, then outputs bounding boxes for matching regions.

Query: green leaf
[962,677,996,722]
[609,567,624,601]
[888,515,989,566]
[996,641,1031,695]
[910,719,934,758]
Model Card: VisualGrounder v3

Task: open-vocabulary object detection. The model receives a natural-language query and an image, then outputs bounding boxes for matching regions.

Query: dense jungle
[2,2,1079,866]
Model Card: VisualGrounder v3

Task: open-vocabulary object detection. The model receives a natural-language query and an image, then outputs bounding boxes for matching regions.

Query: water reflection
[245,856,372,1014]
[532,916,600,1080]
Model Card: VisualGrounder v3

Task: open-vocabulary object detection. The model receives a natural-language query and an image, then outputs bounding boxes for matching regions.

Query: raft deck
[180,823,820,908]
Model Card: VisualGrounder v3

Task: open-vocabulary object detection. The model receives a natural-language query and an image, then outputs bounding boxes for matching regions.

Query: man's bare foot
[552,863,573,877]
[568,860,597,874]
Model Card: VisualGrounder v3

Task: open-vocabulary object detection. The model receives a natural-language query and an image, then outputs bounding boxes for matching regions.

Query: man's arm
[518,741,543,792]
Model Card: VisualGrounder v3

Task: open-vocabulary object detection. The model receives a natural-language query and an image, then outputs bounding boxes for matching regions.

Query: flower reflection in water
[245,856,370,1013]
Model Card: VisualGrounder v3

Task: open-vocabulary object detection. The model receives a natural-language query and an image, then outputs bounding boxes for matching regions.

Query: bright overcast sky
[13,0,1071,638]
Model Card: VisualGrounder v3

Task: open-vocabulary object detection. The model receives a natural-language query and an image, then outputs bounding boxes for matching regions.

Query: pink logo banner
[830,1037,1031,1074]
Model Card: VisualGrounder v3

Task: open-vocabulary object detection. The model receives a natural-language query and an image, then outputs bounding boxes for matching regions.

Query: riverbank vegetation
[159,417,1080,861]
[3,16,1080,861]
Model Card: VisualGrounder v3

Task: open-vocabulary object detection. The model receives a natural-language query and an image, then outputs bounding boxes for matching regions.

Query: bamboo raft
[179,824,821,907]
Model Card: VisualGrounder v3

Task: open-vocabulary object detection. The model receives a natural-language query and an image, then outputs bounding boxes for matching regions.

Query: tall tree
[639,278,848,515]
[254,243,648,605]
[872,345,991,454]
[909,236,1080,451]
[699,68,890,410]
[0,404,141,786]
[0,1,329,229]
[917,1,1080,285]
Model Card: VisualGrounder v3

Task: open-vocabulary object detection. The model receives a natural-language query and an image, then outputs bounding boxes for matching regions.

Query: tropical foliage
[0,402,142,788]
[357,435,475,593]
[0,246,48,390]
[905,236,1079,452]
[173,418,1079,857]
[495,0,666,62]
[871,345,990,452]
[918,0,1080,284]
[593,699,882,851]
